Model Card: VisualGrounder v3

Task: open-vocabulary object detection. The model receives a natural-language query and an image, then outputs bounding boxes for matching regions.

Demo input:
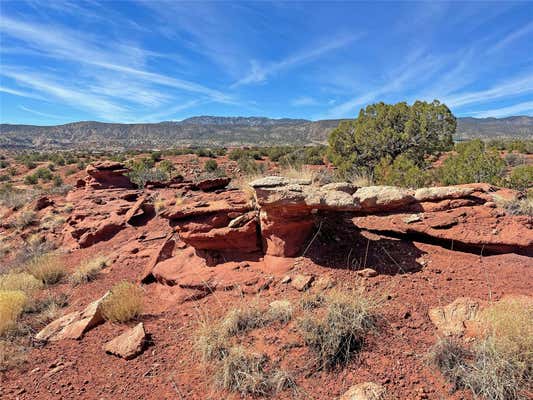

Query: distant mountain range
[1,115,532,149]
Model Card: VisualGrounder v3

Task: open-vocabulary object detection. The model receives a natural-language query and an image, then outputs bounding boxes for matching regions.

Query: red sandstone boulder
[104,323,147,360]
[85,161,135,189]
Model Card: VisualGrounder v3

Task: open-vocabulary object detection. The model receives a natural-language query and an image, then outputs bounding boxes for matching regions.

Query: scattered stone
[313,275,336,290]
[340,382,386,400]
[403,214,422,224]
[280,275,291,284]
[356,268,378,278]
[428,297,480,336]
[104,323,147,360]
[35,293,109,341]
[291,274,314,291]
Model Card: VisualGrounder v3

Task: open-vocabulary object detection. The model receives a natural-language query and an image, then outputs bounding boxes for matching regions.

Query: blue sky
[1,1,532,125]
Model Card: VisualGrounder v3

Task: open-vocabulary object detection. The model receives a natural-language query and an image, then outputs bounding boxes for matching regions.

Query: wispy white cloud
[488,20,533,54]
[0,15,231,102]
[469,100,533,118]
[136,100,201,122]
[19,105,65,120]
[1,69,128,120]
[324,50,440,118]
[291,96,318,107]
[0,85,45,101]
[234,34,360,87]
[443,73,533,108]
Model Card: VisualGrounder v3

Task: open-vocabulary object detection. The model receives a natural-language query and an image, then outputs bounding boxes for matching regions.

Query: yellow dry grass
[101,281,143,322]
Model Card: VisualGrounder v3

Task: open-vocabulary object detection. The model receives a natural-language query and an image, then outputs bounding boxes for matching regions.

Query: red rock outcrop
[85,161,136,189]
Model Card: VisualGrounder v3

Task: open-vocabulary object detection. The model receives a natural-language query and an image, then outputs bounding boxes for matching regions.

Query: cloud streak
[234,34,360,87]
[469,100,533,118]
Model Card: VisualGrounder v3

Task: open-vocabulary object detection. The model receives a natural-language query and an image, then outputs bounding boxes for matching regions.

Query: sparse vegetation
[298,289,378,370]
[507,165,533,192]
[69,256,109,286]
[10,210,37,229]
[0,290,28,336]
[438,139,505,185]
[213,346,295,396]
[0,339,27,371]
[430,297,532,400]
[0,272,43,296]
[25,253,66,285]
[101,281,143,322]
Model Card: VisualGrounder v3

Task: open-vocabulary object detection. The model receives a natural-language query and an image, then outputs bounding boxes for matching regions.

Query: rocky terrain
[0,159,531,399]
[2,116,532,149]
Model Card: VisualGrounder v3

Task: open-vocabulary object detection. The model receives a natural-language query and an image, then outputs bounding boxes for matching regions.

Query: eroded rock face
[104,323,147,360]
[85,161,135,189]
[160,190,259,254]
[36,292,109,341]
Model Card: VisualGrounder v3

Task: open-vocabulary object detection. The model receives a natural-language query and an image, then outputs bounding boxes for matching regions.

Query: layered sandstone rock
[85,161,135,189]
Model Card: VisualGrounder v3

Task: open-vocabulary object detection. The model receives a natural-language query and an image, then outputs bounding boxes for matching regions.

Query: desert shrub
[25,253,66,285]
[438,139,506,185]
[374,154,432,188]
[24,174,38,185]
[430,297,532,400]
[237,157,266,176]
[0,339,27,371]
[0,160,8,169]
[64,167,77,176]
[34,167,53,182]
[101,281,143,322]
[0,272,43,296]
[150,151,162,162]
[496,196,533,217]
[504,153,525,167]
[213,346,295,396]
[52,175,63,187]
[69,256,109,286]
[507,165,533,192]
[266,300,293,324]
[0,290,28,336]
[298,289,378,370]
[221,304,266,336]
[10,211,36,229]
[0,174,9,182]
[300,292,326,311]
[158,159,175,174]
[328,100,455,176]
[428,338,472,391]
[204,159,219,172]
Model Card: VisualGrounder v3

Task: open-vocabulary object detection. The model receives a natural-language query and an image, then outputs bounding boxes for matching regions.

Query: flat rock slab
[36,292,109,341]
[291,274,314,291]
[104,323,147,360]
[428,297,480,336]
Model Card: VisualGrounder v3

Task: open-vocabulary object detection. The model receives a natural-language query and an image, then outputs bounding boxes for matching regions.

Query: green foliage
[52,175,63,187]
[150,151,162,162]
[374,154,432,188]
[237,157,266,176]
[438,140,505,185]
[507,165,533,191]
[204,159,219,172]
[158,159,175,174]
[328,100,455,176]
[127,157,168,187]
[24,174,38,185]
[34,167,53,182]
[0,160,9,169]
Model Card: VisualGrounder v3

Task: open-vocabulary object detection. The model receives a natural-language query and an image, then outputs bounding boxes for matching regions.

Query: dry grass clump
[300,292,326,310]
[492,194,533,217]
[0,339,27,371]
[266,300,293,324]
[25,253,66,285]
[0,290,28,336]
[154,197,166,214]
[10,210,36,229]
[298,289,378,370]
[345,170,374,187]
[0,272,43,296]
[279,165,318,182]
[221,303,266,336]
[69,255,109,286]
[101,281,143,322]
[430,297,532,400]
[214,346,296,396]
[198,301,294,361]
